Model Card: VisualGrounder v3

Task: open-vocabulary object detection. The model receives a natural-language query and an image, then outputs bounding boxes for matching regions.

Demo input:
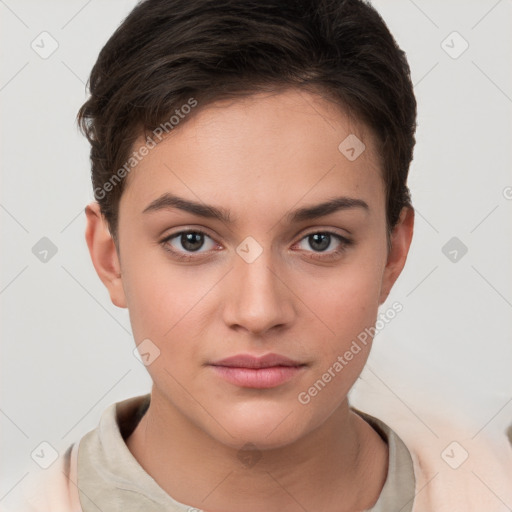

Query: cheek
[291,252,384,401]
[121,251,217,377]
[121,249,192,344]
[296,259,383,341]
[294,269,381,414]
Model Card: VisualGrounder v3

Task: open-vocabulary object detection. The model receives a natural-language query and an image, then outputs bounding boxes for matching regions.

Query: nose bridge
[224,236,293,334]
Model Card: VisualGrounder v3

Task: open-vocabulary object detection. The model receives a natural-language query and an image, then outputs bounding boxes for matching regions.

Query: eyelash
[159,229,354,262]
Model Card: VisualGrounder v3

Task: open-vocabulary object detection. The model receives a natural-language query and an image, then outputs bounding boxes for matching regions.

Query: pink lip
[209,353,306,388]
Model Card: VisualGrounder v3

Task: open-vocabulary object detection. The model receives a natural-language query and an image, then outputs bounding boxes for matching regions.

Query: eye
[160,229,353,263]
[160,230,219,261]
[294,231,353,261]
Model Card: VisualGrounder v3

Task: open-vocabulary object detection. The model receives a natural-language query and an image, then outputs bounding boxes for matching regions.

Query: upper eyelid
[294,231,351,250]
[299,228,351,239]
[161,226,218,242]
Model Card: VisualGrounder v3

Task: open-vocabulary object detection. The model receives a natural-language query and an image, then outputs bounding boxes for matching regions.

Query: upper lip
[210,353,304,369]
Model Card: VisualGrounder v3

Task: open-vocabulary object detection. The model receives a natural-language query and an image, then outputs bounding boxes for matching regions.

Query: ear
[84,202,127,308]
[379,206,415,305]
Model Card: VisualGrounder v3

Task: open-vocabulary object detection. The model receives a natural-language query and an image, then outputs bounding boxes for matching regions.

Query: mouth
[208,353,307,388]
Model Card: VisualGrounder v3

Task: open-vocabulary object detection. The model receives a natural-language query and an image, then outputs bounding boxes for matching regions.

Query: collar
[77,393,415,512]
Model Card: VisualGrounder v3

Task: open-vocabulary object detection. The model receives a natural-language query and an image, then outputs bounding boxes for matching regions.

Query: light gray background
[1,0,511,504]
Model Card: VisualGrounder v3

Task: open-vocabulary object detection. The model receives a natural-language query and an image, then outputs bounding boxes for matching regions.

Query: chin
[207,406,309,451]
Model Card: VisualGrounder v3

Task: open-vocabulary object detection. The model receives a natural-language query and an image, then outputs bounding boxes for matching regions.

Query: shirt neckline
[77,393,416,512]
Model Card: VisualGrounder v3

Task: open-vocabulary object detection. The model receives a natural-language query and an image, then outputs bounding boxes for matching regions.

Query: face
[87,88,413,450]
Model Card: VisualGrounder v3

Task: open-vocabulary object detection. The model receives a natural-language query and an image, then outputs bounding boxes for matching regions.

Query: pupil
[310,233,330,251]
[182,232,203,251]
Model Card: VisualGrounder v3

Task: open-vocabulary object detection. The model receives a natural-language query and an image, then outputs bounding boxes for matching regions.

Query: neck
[126,388,388,512]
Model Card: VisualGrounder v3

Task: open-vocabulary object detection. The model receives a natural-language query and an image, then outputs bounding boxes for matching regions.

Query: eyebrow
[143,193,233,223]
[142,193,369,224]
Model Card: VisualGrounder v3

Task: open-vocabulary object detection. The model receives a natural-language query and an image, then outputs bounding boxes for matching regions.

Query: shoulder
[397,410,512,512]
[351,380,512,512]
[4,393,154,512]
[5,442,81,512]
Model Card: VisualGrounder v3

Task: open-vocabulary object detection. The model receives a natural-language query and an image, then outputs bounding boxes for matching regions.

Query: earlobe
[378,206,415,305]
[84,202,127,308]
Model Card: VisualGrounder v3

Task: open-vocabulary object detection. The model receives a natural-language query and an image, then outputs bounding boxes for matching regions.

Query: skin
[85,87,414,512]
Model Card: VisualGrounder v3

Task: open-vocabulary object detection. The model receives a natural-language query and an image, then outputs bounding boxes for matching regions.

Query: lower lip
[210,365,305,388]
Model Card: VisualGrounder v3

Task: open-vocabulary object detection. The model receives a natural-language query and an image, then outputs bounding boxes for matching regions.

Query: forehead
[121,88,385,218]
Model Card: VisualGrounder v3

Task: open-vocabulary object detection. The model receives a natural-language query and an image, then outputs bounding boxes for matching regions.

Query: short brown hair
[77,0,417,247]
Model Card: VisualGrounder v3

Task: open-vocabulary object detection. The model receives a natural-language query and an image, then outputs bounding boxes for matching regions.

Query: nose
[222,245,295,336]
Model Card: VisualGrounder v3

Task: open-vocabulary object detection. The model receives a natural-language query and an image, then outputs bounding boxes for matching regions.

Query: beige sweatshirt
[4,391,512,512]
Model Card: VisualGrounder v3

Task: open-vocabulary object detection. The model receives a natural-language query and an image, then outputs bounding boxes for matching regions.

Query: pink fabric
[5,395,512,512]
[5,442,81,512]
